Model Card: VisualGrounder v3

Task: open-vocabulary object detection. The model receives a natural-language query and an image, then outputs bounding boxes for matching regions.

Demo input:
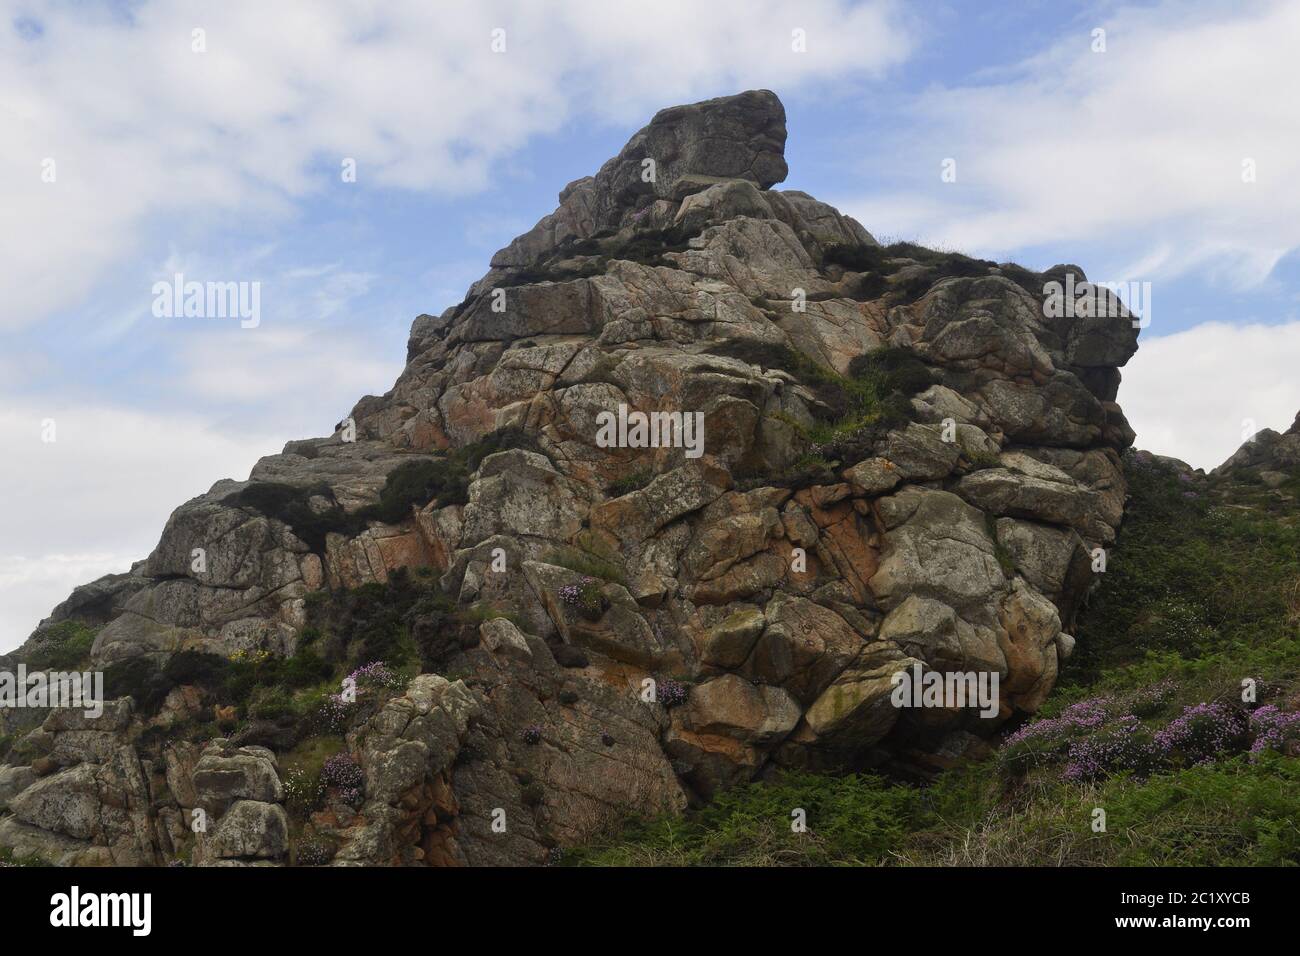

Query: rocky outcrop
[1,89,1140,865]
[1214,410,1300,483]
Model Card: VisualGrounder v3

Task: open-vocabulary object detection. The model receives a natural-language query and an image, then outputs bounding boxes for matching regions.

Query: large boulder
[9,88,1143,866]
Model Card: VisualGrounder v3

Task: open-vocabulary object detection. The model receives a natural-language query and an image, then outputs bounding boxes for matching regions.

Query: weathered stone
[207,800,288,860]
[803,644,920,751]
[869,487,1005,612]
[685,675,802,745]
[192,745,283,813]
[479,618,534,664]
[701,605,766,668]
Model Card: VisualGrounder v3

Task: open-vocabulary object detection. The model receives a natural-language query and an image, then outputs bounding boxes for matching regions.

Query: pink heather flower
[1153,702,1248,764]
[1249,705,1300,756]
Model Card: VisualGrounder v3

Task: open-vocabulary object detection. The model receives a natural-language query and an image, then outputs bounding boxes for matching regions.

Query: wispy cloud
[0,0,915,331]
[841,0,1300,285]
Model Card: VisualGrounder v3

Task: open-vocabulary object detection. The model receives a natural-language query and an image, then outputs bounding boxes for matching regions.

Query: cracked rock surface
[0,90,1140,866]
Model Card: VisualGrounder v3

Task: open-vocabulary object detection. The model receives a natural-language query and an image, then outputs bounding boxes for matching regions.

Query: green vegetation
[0,846,52,867]
[281,735,346,818]
[575,451,1300,867]
[543,541,627,586]
[607,468,653,498]
[711,341,931,480]
[819,239,1044,301]
[1067,451,1300,693]
[19,620,97,671]
[572,757,1300,867]
[100,566,492,737]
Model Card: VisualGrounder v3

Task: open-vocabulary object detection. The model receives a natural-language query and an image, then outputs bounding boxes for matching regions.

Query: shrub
[225,428,545,551]
[346,660,404,691]
[1061,717,1161,783]
[1153,703,1250,765]
[103,657,173,716]
[24,620,97,671]
[248,686,298,721]
[657,678,689,709]
[521,783,545,806]
[366,457,465,522]
[304,691,352,735]
[321,752,364,791]
[222,482,365,553]
[163,650,231,688]
[608,469,653,498]
[820,242,887,273]
[558,577,606,620]
[1249,705,1300,756]
[283,767,326,818]
[295,836,335,866]
[1000,696,1113,773]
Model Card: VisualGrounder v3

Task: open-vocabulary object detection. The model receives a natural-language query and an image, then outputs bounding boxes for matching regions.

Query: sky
[3,0,1300,651]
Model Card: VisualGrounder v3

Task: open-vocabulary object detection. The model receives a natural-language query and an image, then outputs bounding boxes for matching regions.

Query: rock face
[0,90,1140,866]
[1214,411,1300,480]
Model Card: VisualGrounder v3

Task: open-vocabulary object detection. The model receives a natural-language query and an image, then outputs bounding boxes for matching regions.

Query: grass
[573,757,1300,868]
[0,846,51,867]
[17,620,97,671]
[1066,451,1300,693]
[542,542,627,586]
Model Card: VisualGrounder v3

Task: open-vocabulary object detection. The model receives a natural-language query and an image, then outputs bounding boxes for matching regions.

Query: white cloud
[0,0,914,330]
[174,325,399,409]
[840,0,1300,283]
[0,552,141,656]
[1122,321,1300,470]
[0,402,281,651]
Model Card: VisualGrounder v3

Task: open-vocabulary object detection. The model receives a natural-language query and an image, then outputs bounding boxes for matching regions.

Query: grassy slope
[572,453,1300,866]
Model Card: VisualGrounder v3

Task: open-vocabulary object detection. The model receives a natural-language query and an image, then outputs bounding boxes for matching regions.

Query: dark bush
[103,658,173,716]
[608,468,654,497]
[163,650,231,688]
[821,242,889,273]
[553,645,590,668]
[846,346,933,397]
[222,482,365,553]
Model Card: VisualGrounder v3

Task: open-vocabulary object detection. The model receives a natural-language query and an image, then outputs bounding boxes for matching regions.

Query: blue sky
[4,0,1300,649]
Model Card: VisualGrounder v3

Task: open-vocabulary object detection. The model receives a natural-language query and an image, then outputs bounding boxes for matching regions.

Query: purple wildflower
[1153,702,1249,764]
[658,678,689,709]
[1004,696,1111,747]
[1062,716,1159,783]
[322,752,364,790]
[348,660,403,690]
[1249,705,1300,756]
